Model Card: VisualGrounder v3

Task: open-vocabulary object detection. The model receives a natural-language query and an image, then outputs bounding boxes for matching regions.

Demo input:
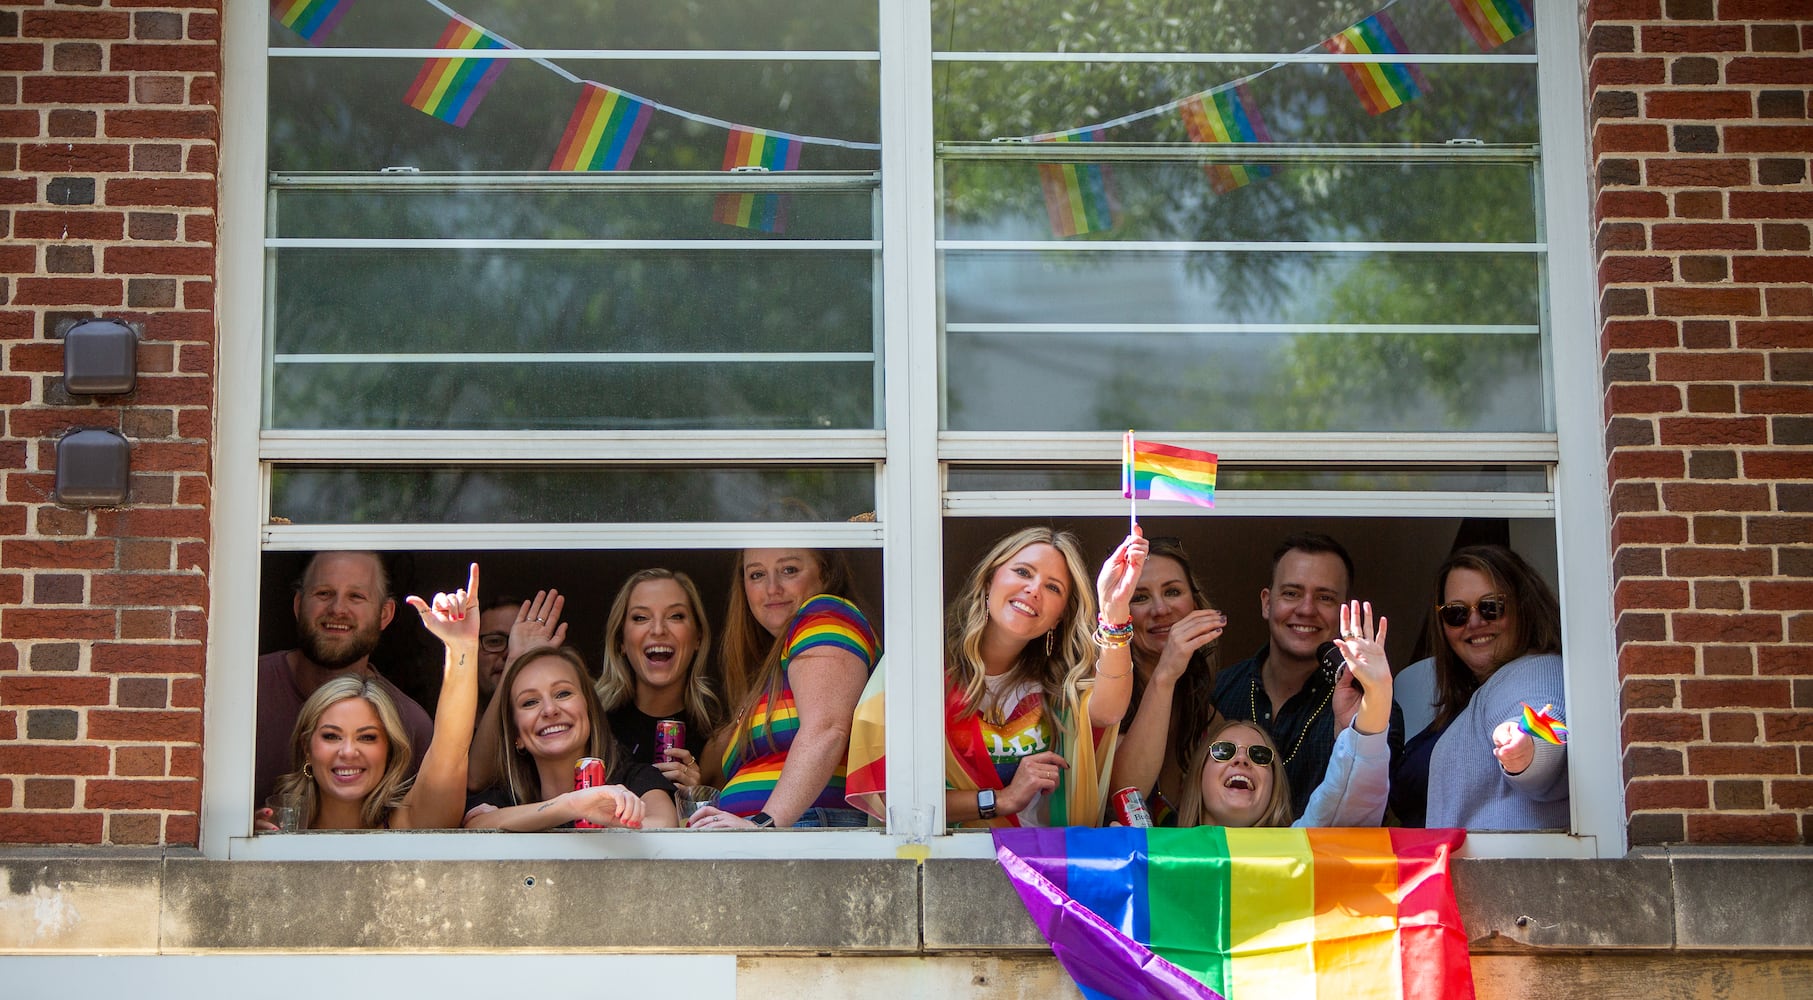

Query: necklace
[1249,673,1335,767]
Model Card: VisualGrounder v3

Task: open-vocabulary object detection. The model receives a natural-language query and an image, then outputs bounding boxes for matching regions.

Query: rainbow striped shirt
[719,595,878,818]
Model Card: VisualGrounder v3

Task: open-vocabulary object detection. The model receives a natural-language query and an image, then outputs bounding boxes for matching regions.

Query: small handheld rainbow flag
[1446,0,1533,51]
[270,0,355,45]
[712,128,802,233]
[402,18,509,128]
[996,826,1476,1000]
[1177,83,1274,195]
[1036,129,1121,238]
[1124,431,1218,511]
[1518,702,1568,745]
[549,84,653,172]
[1322,11,1429,116]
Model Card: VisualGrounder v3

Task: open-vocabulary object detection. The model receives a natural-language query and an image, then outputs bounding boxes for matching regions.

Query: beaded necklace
[1248,671,1336,767]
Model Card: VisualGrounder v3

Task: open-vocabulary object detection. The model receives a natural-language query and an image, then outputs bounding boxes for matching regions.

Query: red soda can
[574,756,607,829]
[655,719,686,761]
[1111,787,1154,828]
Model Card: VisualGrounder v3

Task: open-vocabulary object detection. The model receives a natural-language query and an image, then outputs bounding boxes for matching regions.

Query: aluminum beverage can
[574,756,607,829]
[655,719,686,761]
[1111,787,1154,828]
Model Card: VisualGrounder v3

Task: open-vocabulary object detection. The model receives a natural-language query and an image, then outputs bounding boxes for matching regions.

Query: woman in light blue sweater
[1421,546,1568,830]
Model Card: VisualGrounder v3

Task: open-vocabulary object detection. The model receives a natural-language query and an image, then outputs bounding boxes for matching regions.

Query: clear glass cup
[265,796,302,833]
[675,785,721,823]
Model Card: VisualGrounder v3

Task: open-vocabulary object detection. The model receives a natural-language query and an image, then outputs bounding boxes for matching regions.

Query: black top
[466,758,675,829]
[1211,644,1406,820]
[1389,720,1446,828]
[606,703,709,767]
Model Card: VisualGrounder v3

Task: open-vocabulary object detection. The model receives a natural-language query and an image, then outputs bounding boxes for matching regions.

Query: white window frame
[208,0,1618,860]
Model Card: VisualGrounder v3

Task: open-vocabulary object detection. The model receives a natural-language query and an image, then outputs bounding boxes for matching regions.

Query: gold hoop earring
[1046,630,1055,657]
[301,762,313,779]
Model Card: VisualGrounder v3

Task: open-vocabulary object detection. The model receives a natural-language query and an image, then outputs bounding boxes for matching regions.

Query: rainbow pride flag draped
[713,128,802,232]
[403,18,510,128]
[270,0,355,45]
[995,826,1474,1000]
[1124,432,1218,509]
[1322,12,1429,116]
[1177,83,1275,195]
[1445,0,1533,51]
[1036,129,1121,238]
[549,84,653,171]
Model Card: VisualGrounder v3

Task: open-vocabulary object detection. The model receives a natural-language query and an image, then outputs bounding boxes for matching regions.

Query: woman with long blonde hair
[596,568,721,788]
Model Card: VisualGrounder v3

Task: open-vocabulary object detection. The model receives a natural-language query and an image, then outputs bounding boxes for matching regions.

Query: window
[214,0,1613,859]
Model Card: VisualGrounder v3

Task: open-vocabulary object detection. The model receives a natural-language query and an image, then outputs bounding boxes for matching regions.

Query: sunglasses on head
[1207,741,1274,766]
[1436,594,1508,629]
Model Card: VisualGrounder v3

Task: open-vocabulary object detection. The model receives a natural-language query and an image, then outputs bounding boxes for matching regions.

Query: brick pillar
[0,1,219,846]
[1588,0,1812,845]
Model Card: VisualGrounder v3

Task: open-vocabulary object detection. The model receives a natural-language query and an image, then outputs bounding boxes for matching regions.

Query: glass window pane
[275,1,878,51]
[270,466,876,524]
[947,465,1551,492]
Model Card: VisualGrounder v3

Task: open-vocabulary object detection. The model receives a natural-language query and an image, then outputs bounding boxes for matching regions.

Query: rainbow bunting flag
[549,84,653,171]
[1445,0,1533,51]
[1518,703,1568,745]
[712,129,802,233]
[1036,129,1121,238]
[1124,432,1218,509]
[270,0,355,45]
[1322,12,1429,116]
[995,826,1475,1000]
[402,18,509,128]
[1177,83,1275,195]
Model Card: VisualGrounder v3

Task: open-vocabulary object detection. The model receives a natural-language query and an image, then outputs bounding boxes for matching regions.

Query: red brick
[2,538,117,570]
[0,675,111,706]
[1717,0,1813,17]
[1727,125,1813,153]
[1654,351,1767,381]
[84,778,197,812]
[0,813,105,845]
[1726,56,1813,84]
[1682,678,1793,709]
[104,177,214,208]
[1685,812,1800,844]
[1764,711,1813,742]
[1731,192,1813,219]
[104,245,215,276]
[0,43,48,73]
[90,642,205,675]
[1737,321,1813,348]
[1600,255,1675,283]
[1646,157,1753,188]
[0,607,117,640]
[108,814,162,846]
[21,10,131,38]
[23,780,76,810]
[1623,712,1705,742]
[1603,319,1680,349]
[1740,384,1813,413]
[1621,642,1693,675]
[1775,781,1813,810]
[1709,712,1759,743]
[121,608,173,639]
[1767,287,1813,316]
[17,143,131,173]
[1595,122,1671,152]
[1688,743,1798,775]
[1758,646,1813,676]
[1592,57,1667,86]
[1641,25,1748,51]
[1608,384,1684,413]
[91,572,205,607]
[1753,581,1813,611]
[1652,225,1760,253]
[1644,91,1753,119]
[13,210,125,241]
[114,746,166,777]
[1694,579,1746,610]
[20,75,131,105]
[1622,678,1679,711]
[108,44,217,73]
[165,813,198,846]
[1658,417,1770,446]
[0,745,110,775]
[1597,190,1670,218]
[86,709,201,743]
[103,108,217,140]
[91,507,209,540]
[1674,612,1784,643]
[1617,578,1692,608]
[1734,257,1813,284]
[1612,514,1690,545]
[1626,778,1709,810]
[12,277,124,306]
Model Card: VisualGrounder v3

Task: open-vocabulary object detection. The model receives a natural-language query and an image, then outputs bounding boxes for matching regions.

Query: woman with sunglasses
[1176,600,1391,828]
[1415,545,1567,831]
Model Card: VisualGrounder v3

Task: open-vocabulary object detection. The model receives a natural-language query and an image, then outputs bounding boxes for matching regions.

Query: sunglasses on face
[1436,594,1508,629]
[1207,741,1274,766]
[479,632,510,652]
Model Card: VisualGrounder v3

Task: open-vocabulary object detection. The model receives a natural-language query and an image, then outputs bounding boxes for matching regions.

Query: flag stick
[1124,429,1138,535]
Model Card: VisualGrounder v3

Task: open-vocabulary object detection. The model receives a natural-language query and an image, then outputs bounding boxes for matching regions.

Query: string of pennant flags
[270,0,1532,236]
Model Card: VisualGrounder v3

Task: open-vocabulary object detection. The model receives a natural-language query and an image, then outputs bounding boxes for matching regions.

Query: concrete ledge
[1453,857,1675,951]
[0,857,165,953]
[1666,848,1813,951]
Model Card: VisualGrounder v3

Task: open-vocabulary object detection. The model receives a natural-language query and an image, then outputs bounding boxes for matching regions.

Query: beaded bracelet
[1096,615,1134,638]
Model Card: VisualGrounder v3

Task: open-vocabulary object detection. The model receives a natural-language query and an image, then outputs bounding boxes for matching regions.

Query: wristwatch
[976,789,997,820]
[750,811,777,828]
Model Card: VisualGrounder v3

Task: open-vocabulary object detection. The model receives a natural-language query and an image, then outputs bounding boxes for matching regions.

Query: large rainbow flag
[713,128,802,232]
[1177,83,1274,195]
[1322,12,1429,116]
[549,84,653,171]
[402,18,510,128]
[1036,129,1121,238]
[1445,0,1533,51]
[1124,432,1217,509]
[995,826,1475,1000]
[270,0,355,45]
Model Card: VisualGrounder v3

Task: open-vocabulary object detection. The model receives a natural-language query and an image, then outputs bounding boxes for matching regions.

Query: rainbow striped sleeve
[996,826,1475,1000]
[1446,0,1533,51]
[402,18,509,128]
[782,595,879,670]
[549,84,653,171]
[1322,12,1429,116]
[271,0,355,45]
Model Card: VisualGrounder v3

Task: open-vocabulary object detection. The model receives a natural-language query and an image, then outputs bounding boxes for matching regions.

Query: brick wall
[1588,0,1813,845]
[0,0,218,846]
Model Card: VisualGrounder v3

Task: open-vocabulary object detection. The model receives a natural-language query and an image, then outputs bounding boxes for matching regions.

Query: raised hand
[1154,607,1227,684]
[1492,719,1536,775]
[507,588,569,663]
[406,562,480,648]
[1096,529,1150,621]
[1332,600,1391,735]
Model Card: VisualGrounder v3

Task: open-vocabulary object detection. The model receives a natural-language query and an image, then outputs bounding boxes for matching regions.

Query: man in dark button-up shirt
[1212,533,1405,819]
